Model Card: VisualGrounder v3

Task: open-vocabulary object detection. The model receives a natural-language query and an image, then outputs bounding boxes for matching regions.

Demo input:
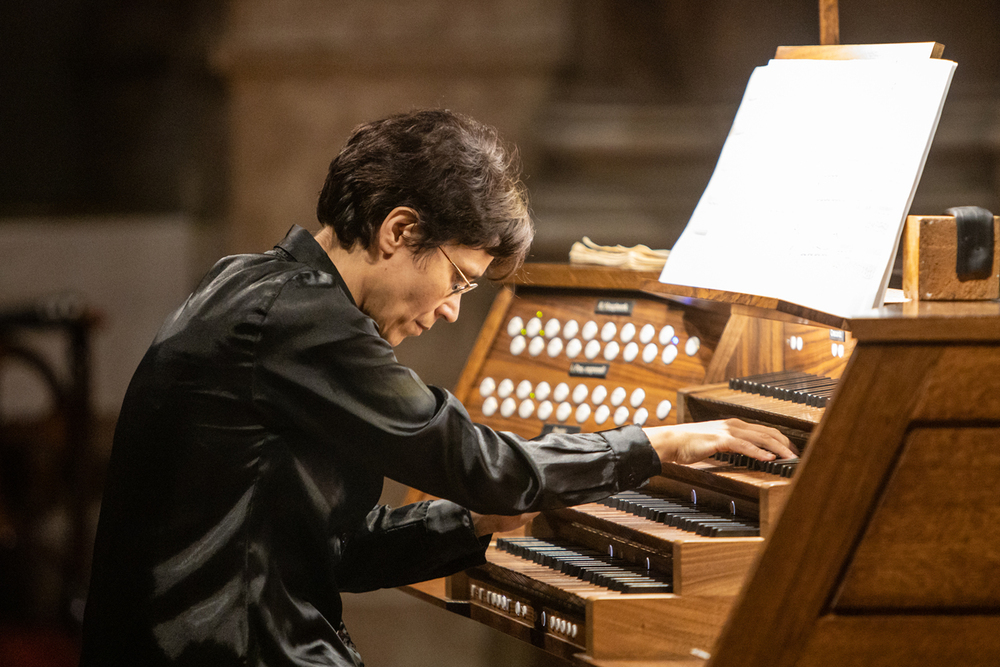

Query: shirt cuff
[600,424,661,491]
[424,499,490,563]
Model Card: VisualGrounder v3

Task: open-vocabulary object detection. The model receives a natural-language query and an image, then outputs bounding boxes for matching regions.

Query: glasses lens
[441,247,477,296]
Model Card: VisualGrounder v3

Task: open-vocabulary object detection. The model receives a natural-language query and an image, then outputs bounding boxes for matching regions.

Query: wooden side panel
[587,595,733,661]
[834,427,1000,610]
[673,540,761,597]
[911,346,1000,421]
[794,615,1000,667]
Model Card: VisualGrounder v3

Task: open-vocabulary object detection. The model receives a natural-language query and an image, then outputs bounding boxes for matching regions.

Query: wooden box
[903,214,1000,301]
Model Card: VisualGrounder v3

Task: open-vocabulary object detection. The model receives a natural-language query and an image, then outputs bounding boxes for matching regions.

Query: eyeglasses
[439,246,478,297]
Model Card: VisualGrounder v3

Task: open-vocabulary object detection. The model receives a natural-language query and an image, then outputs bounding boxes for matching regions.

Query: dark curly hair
[316,109,534,278]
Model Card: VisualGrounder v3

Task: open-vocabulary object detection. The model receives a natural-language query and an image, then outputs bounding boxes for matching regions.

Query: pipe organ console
[405,264,860,663]
[406,263,1000,665]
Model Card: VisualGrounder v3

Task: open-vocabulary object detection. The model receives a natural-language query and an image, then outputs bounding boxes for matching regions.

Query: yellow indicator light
[530,393,535,399]
[536,311,543,318]
[520,329,527,336]
[539,330,545,336]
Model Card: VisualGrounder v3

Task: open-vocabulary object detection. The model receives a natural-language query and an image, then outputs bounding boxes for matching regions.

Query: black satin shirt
[80,225,661,666]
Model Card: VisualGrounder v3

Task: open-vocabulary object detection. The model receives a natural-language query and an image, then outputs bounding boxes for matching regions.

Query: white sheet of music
[658,57,956,317]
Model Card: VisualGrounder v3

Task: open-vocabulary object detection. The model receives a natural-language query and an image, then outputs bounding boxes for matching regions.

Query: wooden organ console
[403,263,887,664]
[405,264,1000,665]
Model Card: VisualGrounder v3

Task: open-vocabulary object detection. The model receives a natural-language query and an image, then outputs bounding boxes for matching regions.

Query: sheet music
[658,57,956,317]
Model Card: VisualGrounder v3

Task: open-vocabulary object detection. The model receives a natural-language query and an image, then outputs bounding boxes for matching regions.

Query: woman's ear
[376,207,420,259]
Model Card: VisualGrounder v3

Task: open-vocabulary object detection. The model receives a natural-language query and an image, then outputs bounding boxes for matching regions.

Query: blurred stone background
[1,1,998,665]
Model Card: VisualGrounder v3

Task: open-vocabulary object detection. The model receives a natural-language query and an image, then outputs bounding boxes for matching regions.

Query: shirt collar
[274,225,357,306]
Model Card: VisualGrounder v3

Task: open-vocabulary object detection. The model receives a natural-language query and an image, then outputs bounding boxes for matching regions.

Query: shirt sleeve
[253,271,663,515]
[334,500,488,593]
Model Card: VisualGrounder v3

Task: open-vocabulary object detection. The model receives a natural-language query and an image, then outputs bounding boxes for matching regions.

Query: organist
[80,109,794,667]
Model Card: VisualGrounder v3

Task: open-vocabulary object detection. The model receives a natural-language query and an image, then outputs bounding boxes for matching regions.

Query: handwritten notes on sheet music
[658,57,956,317]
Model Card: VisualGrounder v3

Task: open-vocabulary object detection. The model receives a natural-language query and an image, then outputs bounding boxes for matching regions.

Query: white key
[544,318,561,339]
[546,337,564,358]
[509,335,526,356]
[556,402,573,422]
[506,316,524,337]
[633,407,649,426]
[562,319,579,340]
[584,339,601,360]
[516,380,533,400]
[575,404,591,423]
[620,322,636,342]
[659,325,675,346]
[603,341,620,361]
[685,336,701,356]
[571,383,589,404]
[565,338,582,359]
[613,406,630,426]
[639,323,655,344]
[594,404,611,425]
[610,386,627,407]
[600,322,617,342]
[536,400,553,421]
[518,399,535,419]
[528,336,545,357]
[497,379,514,398]
[656,399,672,420]
[661,344,678,365]
[500,397,517,418]
[581,320,599,341]
[630,387,645,408]
[534,381,551,401]
[478,377,496,397]
[553,382,570,402]
[590,385,608,405]
[482,396,498,417]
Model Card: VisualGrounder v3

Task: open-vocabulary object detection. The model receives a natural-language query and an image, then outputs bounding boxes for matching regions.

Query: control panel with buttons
[454,267,854,440]
[461,288,727,437]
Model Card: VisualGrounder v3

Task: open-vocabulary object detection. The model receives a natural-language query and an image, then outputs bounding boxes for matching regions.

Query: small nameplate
[595,299,634,316]
[829,330,846,342]
[540,424,582,436]
[569,362,609,378]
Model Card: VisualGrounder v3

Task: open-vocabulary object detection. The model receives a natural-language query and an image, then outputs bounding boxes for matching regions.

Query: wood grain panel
[794,615,1000,667]
[835,427,1000,609]
[911,346,1000,421]
[587,594,733,661]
